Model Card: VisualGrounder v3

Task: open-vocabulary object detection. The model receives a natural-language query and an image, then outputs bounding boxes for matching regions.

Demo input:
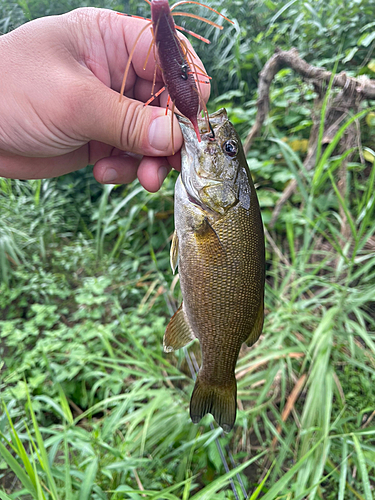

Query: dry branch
[245,48,375,230]
[244,48,375,155]
[271,373,307,450]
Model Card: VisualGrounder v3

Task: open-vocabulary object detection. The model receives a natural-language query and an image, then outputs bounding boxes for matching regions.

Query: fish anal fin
[190,374,237,433]
[245,299,264,347]
[170,230,179,274]
[164,302,195,353]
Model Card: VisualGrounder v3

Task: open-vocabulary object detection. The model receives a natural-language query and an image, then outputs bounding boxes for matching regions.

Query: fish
[164,108,265,432]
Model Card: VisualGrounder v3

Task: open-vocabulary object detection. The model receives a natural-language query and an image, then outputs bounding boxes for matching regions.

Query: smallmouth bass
[164,109,265,432]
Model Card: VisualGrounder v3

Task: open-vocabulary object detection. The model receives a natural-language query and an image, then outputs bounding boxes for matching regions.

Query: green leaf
[268,0,298,25]
[343,47,358,63]
[0,440,37,498]
[0,490,13,500]
[190,451,266,499]
[248,463,273,499]
[25,386,59,500]
[79,458,98,500]
[64,435,73,500]
[313,108,374,192]
[2,405,37,489]
[260,439,324,499]
[338,439,348,500]
[358,32,375,47]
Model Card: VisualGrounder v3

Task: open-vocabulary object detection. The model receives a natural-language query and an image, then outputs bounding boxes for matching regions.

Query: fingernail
[149,116,171,152]
[158,166,168,186]
[102,168,118,183]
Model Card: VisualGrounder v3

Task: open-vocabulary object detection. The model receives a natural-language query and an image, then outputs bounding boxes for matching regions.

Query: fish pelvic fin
[190,374,237,433]
[164,302,195,353]
[245,298,264,347]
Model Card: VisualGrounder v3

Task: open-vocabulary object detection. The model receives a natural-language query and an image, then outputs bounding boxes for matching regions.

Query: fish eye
[223,140,237,158]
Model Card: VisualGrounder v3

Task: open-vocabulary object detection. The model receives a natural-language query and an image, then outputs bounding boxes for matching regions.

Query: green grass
[1,109,375,498]
[1,0,375,497]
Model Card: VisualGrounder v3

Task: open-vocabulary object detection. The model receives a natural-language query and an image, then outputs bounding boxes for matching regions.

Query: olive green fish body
[165,109,265,432]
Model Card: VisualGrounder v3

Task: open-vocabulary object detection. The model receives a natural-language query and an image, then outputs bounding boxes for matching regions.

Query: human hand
[0,8,210,192]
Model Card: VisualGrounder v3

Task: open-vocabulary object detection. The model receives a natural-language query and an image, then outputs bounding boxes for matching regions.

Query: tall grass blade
[338,439,348,500]
[79,457,98,500]
[0,440,37,498]
[25,386,59,500]
[328,171,357,239]
[313,108,373,191]
[260,438,324,499]
[248,463,272,500]
[352,434,372,500]
[270,138,309,203]
[95,184,114,258]
[0,491,13,500]
[57,384,74,425]
[29,446,46,500]
[2,405,37,489]
[268,0,298,25]
[315,58,339,167]
[64,435,73,500]
[190,452,266,499]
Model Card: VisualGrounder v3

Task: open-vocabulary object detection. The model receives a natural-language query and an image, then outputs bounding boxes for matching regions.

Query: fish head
[177,109,251,216]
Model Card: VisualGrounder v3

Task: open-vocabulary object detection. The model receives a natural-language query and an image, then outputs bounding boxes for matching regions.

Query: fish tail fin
[190,374,237,433]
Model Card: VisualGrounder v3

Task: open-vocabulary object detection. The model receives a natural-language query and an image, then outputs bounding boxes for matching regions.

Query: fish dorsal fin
[164,302,195,352]
[245,298,264,347]
[170,230,179,274]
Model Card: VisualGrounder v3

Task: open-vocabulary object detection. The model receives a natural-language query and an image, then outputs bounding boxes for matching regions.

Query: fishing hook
[208,120,215,139]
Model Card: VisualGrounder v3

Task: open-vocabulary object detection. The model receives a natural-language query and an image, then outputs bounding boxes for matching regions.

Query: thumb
[81,83,183,156]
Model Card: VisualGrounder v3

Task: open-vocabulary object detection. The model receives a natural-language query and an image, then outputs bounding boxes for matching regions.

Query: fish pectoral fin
[164,302,195,353]
[190,374,237,433]
[195,217,226,257]
[245,298,264,347]
[170,230,179,274]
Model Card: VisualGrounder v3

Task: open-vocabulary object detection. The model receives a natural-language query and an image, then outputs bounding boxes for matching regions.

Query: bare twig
[235,352,304,380]
[245,48,373,229]
[133,469,146,497]
[244,47,375,155]
[271,373,307,450]
[264,227,290,266]
[362,409,375,429]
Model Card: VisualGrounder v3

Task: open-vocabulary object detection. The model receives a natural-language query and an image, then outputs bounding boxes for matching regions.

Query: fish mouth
[177,108,228,144]
[177,109,232,213]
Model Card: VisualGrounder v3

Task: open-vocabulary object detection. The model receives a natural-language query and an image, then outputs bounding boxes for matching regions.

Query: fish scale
[164,109,265,432]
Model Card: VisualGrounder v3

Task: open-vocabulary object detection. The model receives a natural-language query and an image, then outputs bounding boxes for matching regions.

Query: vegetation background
[1,0,375,498]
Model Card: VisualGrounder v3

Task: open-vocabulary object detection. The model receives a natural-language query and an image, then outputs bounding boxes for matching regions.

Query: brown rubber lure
[118,0,233,143]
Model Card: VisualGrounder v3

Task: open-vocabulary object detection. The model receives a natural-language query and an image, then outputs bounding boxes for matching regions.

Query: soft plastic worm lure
[117,0,233,148]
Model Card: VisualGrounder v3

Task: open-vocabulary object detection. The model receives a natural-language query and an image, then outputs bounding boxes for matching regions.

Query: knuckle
[118,99,144,152]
